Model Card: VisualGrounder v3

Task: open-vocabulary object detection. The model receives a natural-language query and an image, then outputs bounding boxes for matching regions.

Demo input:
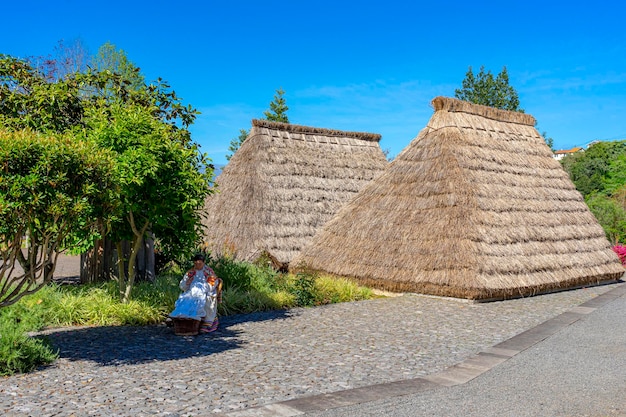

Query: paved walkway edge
[216,282,626,417]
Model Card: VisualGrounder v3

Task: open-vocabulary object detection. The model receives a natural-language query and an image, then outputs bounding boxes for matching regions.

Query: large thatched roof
[291,97,624,300]
[202,119,388,266]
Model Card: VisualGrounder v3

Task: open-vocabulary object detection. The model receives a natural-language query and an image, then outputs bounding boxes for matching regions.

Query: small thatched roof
[291,97,624,300]
[202,119,388,266]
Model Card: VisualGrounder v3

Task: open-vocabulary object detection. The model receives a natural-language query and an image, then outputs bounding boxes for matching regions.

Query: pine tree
[263,87,289,123]
[226,88,290,160]
[226,129,249,161]
[455,66,522,112]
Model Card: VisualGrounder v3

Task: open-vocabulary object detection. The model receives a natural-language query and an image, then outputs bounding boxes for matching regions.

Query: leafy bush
[561,141,626,198]
[560,141,626,244]
[291,270,318,307]
[0,292,58,376]
[586,194,626,244]
[207,256,252,291]
[0,320,58,376]
[0,129,117,308]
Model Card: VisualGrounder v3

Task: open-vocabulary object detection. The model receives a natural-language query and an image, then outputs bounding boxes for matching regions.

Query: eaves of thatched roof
[292,97,624,301]
[202,120,388,266]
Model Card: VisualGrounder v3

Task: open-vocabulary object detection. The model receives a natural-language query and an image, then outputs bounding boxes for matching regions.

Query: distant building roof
[554,147,584,155]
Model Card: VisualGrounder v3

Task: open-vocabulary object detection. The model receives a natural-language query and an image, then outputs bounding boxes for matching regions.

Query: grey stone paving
[0,282,623,416]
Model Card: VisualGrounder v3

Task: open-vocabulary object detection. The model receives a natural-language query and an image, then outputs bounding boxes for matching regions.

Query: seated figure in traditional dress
[169,253,222,333]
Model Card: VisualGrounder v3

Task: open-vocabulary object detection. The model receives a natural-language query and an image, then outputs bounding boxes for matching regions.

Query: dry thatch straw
[202,119,388,267]
[291,97,624,301]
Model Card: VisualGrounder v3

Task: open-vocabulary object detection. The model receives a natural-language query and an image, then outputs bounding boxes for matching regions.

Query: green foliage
[44,286,162,326]
[0,55,83,132]
[92,42,145,92]
[290,270,317,307]
[82,68,213,294]
[207,255,253,291]
[218,287,293,315]
[603,154,626,196]
[1,51,213,303]
[0,129,117,307]
[263,87,289,123]
[11,280,170,328]
[455,66,522,112]
[0,319,58,376]
[83,102,213,260]
[314,276,373,304]
[586,194,626,244]
[561,141,626,243]
[0,287,58,375]
[561,141,626,198]
[226,128,249,161]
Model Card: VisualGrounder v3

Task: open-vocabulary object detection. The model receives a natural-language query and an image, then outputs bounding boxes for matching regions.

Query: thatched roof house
[292,97,624,300]
[202,119,388,267]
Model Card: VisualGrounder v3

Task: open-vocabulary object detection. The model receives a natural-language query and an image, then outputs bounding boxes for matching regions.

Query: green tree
[0,129,117,307]
[561,141,626,198]
[0,54,84,132]
[82,102,213,302]
[455,66,558,151]
[586,193,626,244]
[263,87,289,123]
[561,141,626,243]
[603,153,626,196]
[0,52,214,301]
[78,62,211,300]
[226,88,290,160]
[455,66,522,112]
[92,42,145,92]
[226,128,249,161]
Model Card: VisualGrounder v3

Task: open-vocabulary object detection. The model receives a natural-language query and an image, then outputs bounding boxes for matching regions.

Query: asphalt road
[216,283,626,417]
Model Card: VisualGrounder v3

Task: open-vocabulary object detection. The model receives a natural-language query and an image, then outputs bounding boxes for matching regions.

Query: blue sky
[2,1,625,166]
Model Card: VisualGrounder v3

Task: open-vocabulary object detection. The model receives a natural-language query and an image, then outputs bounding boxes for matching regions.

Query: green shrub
[586,193,626,244]
[0,296,58,376]
[314,276,373,304]
[208,256,252,291]
[0,322,58,376]
[291,270,317,307]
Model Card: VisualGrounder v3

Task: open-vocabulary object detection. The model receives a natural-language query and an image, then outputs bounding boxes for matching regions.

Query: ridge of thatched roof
[251,119,382,142]
[202,120,388,266]
[432,96,536,126]
[291,97,623,301]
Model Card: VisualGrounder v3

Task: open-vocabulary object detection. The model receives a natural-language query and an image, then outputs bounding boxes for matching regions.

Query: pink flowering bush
[612,245,626,267]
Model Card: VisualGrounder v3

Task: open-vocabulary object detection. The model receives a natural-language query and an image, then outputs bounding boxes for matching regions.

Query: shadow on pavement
[36,309,294,366]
